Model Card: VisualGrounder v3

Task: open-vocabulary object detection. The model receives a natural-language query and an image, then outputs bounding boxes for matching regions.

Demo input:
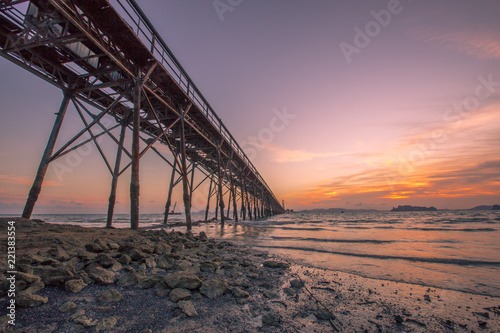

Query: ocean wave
[257,245,500,266]
[270,236,393,244]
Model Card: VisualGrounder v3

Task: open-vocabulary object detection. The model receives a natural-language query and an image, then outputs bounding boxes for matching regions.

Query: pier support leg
[107,118,127,228]
[179,104,193,230]
[217,144,225,227]
[130,74,142,230]
[205,176,213,221]
[163,158,177,224]
[231,173,238,222]
[240,175,246,220]
[22,90,72,219]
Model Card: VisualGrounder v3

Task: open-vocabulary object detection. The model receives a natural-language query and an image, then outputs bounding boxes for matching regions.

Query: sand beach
[1,217,499,332]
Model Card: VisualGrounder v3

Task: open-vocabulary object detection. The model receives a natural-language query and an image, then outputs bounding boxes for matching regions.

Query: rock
[118,254,132,265]
[241,259,252,267]
[74,315,98,327]
[247,273,259,279]
[178,300,198,317]
[62,256,84,271]
[109,261,123,272]
[22,280,44,294]
[96,254,115,268]
[263,260,289,269]
[394,315,404,323]
[315,310,335,320]
[118,272,142,286]
[144,257,156,268]
[59,301,77,312]
[156,256,172,269]
[164,271,202,290]
[154,243,172,255]
[95,317,118,332]
[169,288,191,302]
[199,231,208,242]
[65,279,87,293]
[107,241,120,250]
[232,287,249,298]
[77,249,98,261]
[129,249,149,261]
[85,239,108,253]
[200,278,227,299]
[48,246,70,261]
[88,267,116,285]
[138,276,163,289]
[156,289,170,297]
[283,288,295,296]
[16,272,41,284]
[70,309,86,321]
[263,290,280,299]
[17,293,48,308]
[33,266,74,286]
[98,289,123,303]
[290,279,304,288]
[262,312,278,326]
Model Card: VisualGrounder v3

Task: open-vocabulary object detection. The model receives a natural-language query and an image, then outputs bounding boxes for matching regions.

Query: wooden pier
[0,0,284,229]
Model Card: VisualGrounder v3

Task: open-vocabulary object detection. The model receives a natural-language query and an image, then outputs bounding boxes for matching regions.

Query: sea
[7,210,500,297]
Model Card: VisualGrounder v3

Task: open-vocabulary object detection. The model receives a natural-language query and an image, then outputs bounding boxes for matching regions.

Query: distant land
[470,205,500,211]
[296,208,378,214]
[391,205,437,212]
[295,204,500,213]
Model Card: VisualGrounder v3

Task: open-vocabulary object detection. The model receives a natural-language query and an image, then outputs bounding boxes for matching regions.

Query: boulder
[48,246,70,261]
[169,288,191,302]
[88,267,116,285]
[33,266,74,286]
[200,278,227,299]
[199,231,208,242]
[98,289,123,303]
[137,275,163,289]
[96,254,115,268]
[156,256,172,270]
[154,243,172,255]
[77,249,98,261]
[164,271,201,290]
[17,293,48,308]
[129,249,149,261]
[95,317,118,332]
[59,301,77,312]
[16,272,41,284]
[178,300,198,317]
[143,257,156,268]
[231,287,249,298]
[85,239,109,253]
[65,279,87,293]
[118,254,132,265]
[117,272,142,286]
[290,279,304,288]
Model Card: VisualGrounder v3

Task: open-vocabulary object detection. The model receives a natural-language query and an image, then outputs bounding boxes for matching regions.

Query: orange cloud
[0,175,61,187]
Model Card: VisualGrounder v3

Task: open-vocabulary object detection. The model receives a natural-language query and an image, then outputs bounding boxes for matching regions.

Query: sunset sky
[1,0,499,214]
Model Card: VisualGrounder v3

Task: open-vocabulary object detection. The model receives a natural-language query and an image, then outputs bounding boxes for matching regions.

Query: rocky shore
[1,217,499,332]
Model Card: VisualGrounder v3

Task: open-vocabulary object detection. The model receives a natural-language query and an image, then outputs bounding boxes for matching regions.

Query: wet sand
[1,217,499,332]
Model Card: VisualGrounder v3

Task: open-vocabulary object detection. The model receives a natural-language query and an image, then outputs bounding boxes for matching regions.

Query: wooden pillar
[23,90,72,219]
[204,176,213,221]
[163,158,177,224]
[240,174,246,220]
[130,73,142,230]
[231,174,238,222]
[179,104,192,230]
[217,144,225,227]
[260,188,264,218]
[226,187,232,219]
[247,185,253,220]
[253,187,257,219]
[107,118,127,228]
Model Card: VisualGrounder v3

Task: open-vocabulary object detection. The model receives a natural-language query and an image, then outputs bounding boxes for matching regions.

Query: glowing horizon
[1,0,499,214]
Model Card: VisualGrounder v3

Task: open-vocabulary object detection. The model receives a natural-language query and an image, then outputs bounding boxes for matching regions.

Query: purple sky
[1,0,499,214]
